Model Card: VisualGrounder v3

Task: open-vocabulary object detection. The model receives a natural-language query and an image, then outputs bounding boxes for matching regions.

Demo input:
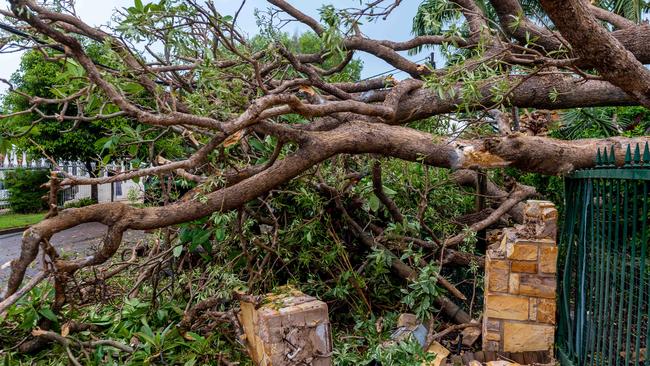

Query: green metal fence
[558,143,650,365]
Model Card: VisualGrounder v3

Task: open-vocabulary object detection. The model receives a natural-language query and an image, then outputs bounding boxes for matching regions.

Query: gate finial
[624,145,632,166]
[633,144,641,166]
[608,145,616,167]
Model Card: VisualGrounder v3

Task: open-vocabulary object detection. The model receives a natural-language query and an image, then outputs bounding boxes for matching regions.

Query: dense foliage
[3,168,48,213]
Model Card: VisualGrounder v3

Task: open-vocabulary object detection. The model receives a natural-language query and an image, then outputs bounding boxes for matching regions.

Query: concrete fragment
[461,321,481,347]
[391,313,427,346]
[238,287,332,366]
[422,341,450,366]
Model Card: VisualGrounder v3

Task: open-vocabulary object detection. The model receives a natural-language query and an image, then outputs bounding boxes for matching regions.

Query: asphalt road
[0,222,146,286]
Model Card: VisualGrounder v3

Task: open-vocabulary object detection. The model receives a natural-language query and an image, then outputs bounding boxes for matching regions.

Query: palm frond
[558,108,628,139]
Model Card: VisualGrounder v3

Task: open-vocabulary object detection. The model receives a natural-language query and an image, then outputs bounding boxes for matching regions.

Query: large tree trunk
[5,132,649,300]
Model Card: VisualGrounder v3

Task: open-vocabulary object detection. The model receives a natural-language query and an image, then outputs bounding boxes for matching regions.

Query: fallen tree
[0,0,649,362]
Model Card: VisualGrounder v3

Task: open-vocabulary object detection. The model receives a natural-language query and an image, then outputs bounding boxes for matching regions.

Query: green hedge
[64,197,97,209]
[4,169,48,213]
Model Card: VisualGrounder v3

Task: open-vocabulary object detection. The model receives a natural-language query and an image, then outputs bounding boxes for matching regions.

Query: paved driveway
[0,222,146,286]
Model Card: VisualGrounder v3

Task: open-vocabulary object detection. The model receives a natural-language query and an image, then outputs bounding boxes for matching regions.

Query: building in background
[0,149,143,210]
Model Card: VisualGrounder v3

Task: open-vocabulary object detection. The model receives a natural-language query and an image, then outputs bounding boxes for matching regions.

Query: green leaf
[190,230,211,250]
[369,195,380,212]
[382,185,397,196]
[172,245,183,257]
[215,228,225,241]
[39,308,57,322]
[121,82,145,95]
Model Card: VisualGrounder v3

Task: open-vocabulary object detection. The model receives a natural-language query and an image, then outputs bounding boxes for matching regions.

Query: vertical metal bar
[642,181,650,365]
[576,180,590,357]
[601,179,615,364]
[593,178,605,366]
[624,180,639,364]
[586,178,597,364]
[637,180,649,365]
[563,178,580,356]
[615,179,630,366]
[607,180,622,363]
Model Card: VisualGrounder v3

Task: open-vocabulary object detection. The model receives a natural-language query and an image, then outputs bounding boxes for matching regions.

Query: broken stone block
[540,246,558,274]
[487,361,522,366]
[422,341,450,366]
[488,258,509,270]
[397,313,418,328]
[510,260,537,273]
[536,298,556,324]
[517,275,556,299]
[506,243,538,261]
[484,340,500,351]
[485,294,529,321]
[488,268,509,293]
[461,324,481,347]
[390,313,427,347]
[238,287,332,366]
[485,319,500,332]
[508,273,520,294]
[529,298,538,321]
[502,321,554,352]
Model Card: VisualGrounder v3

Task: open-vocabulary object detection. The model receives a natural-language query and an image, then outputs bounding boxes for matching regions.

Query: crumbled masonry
[238,287,332,366]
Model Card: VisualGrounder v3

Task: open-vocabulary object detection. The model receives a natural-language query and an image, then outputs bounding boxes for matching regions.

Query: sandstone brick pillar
[482,200,558,353]
[238,287,332,365]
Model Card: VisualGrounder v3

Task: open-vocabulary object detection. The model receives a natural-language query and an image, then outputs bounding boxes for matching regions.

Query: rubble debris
[238,287,332,366]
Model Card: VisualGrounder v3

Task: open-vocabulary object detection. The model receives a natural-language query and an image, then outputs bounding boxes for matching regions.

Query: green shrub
[4,168,48,213]
[63,197,97,209]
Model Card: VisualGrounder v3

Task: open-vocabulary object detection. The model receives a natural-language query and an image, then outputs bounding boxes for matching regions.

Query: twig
[443,184,536,248]
[32,328,134,353]
[0,271,49,317]
[430,322,480,340]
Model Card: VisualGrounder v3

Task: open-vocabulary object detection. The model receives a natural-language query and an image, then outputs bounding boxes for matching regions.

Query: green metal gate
[558,143,650,365]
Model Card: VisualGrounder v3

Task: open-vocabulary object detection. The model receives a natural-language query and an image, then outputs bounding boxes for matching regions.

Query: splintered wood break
[238,287,332,366]
[459,145,511,169]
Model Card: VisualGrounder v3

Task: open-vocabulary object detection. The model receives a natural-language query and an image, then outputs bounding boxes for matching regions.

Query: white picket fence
[0,150,144,210]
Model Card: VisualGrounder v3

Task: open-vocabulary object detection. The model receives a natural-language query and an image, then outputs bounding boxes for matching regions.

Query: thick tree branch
[540,0,650,107]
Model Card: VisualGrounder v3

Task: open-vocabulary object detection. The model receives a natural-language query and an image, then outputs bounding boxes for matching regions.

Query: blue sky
[209,0,432,79]
[0,0,433,93]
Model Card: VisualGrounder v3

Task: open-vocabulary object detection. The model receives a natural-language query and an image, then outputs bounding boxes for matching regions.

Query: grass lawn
[0,212,45,230]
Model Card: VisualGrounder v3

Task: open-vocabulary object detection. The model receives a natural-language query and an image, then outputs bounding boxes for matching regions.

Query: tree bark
[84,161,98,203]
[540,0,650,107]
